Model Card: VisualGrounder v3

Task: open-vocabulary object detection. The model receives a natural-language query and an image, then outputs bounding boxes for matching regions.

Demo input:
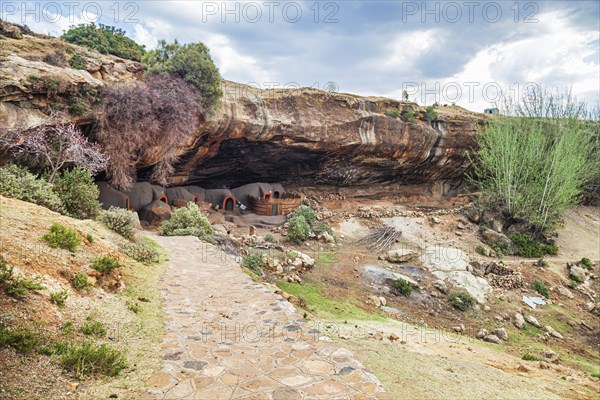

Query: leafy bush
[532,280,550,298]
[287,215,311,245]
[123,240,160,264]
[50,290,69,307]
[264,233,278,243]
[58,342,125,377]
[71,273,93,291]
[6,275,44,298]
[158,202,213,242]
[52,168,101,219]
[86,233,94,243]
[449,291,475,311]
[91,256,121,274]
[403,108,416,123]
[522,353,544,361]
[424,106,438,121]
[80,317,106,337]
[392,278,413,296]
[242,254,263,273]
[143,39,222,109]
[581,258,593,269]
[126,300,141,314]
[42,223,81,252]
[43,49,67,67]
[68,101,87,116]
[0,324,42,353]
[386,108,401,118]
[471,104,597,233]
[511,234,558,258]
[0,165,64,213]
[62,23,146,61]
[294,205,316,226]
[68,52,87,69]
[475,245,487,255]
[99,207,136,239]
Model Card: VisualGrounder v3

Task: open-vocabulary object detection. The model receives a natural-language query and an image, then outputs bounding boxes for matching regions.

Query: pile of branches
[354,227,401,253]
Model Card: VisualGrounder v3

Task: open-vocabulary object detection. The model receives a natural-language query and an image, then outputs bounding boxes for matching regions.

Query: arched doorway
[159,195,168,204]
[264,193,272,201]
[223,196,235,211]
[273,191,281,199]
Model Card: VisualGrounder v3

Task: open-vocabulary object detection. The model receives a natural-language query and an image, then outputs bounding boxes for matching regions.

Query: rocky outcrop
[0,28,487,191]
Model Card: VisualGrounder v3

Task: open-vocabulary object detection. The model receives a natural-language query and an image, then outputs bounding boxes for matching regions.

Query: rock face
[0,30,487,191]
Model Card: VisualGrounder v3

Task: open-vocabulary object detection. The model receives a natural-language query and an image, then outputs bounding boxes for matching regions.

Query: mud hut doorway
[224,196,235,211]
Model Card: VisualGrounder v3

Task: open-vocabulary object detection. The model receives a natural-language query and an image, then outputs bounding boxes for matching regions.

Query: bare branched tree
[1,113,107,183]
[95,74,201,190]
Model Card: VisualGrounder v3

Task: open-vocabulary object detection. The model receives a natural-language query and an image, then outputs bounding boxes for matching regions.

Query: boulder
[476,328,488,339]
[386,249,417,263]
[139,200,172,226]
[481,229,513,253]
[491,328,508,341]
[432,279,448,294]
[569,265,588,283]
[513,313,526,329]
[465,209,480,224]
[483,334,502,344]
[524,315,541,328]
[318,232,335,244]
[556,286,574,299]
[544,326,563,339]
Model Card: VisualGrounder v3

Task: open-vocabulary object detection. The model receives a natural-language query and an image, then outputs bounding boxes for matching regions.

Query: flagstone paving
[145,235,387,400]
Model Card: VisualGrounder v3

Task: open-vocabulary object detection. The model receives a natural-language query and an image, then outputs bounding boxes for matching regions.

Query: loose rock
[483,334,502,344]
[513,313,526,329]
[524,315,542,328]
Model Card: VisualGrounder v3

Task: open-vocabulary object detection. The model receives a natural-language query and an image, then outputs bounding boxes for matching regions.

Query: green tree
[61,23,145,61]
[142,40,222,110]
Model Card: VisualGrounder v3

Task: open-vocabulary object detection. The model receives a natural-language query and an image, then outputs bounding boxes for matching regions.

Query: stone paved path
[145,235,387,400]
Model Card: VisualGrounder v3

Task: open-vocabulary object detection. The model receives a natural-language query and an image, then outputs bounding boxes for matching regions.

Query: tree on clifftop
[142,40,223,110]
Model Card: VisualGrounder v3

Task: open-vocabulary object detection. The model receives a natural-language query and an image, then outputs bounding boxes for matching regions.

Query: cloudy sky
[2,0,599,112]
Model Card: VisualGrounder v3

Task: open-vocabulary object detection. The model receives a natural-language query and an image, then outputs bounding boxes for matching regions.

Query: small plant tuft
[91,256,121,274]
[80,316,106,337]
[522,353,544,361]
[42,223,81,252]
[0,324,43,353]
[123,240,160,264]
[6,276,45,298]
[58,342,125,377]
[242,254,263,273]
[449,291,475,311]
[532,280,550,298]
[264,233,278,243]
[511,233,558,258]
[287,215,310,245]
[50,289,69,307]
[580,257,593,269]
[71,273,93,291]
[86,233,94,243]
[392,278,413,296]
[99,207,137,239]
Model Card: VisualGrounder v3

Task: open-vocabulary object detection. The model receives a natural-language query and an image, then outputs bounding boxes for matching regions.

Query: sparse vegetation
[42,223,81,252]
[158,202,213,242]
[98,207,137,239]
[511,233,558,258]
[522,353,544,361]
[0,164,64,213]
[580,257,593,269]
[58,342,126,377]
[71,273,93,291]
[404,108,416,123]
[242,254,263,273]
[392,278,413,296]
[68,101,87,116]
[68,51,87,69]
[532,280,550,298]
[424,105,438,121]
[475,244,487,255]
[264,233,278,243]
[386,108,401,118]
[126,300,141,313]
[80,316,107,337]
[449,291,475,311]
[0,324,43,353]
[62,23,146,61]
[5,275,45,298]
[50,290,69,307]
[43,49,67,67]
[53,168,102,219]
[91,256,121,274]
[123,240,160,264]
[86,233,94,243]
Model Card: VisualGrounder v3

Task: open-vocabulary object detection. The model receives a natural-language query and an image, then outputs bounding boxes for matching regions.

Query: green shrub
[68,101,87,116]
[86,233,94,243]
[0,165,64,213]
[532,280,550,298]
[475,245,487,255]
[99,207,136,239]
[580,258,593,269]
[424,106,438,121]
[392,278,413,296]
[143,39,222,109]
[61,321,75,335]
[242,254,263,273]
[50,289,69,307]
[386,108,401,118]
[58,342,125,377]
[52,168,101,219]
[71,273,93,291]
[158,202,213,242]
[6,275,44,298]
[294,205,316,226]
[0,259,14,283]
[42,223,81,252]
[264,233,278,243]
[312,222,333,236]
[122,240,160,264]
[287,215,310,245]
[471,109,597,233]
[62,23,146,61]
[91,256,121,274]
[404,108,416,123]
[449,291,475,311]
[522,353,543,361]
[80,316,106,337]
[126,300,141,314]
[511,234,558,258]
[0,324,42,353]
[28,74,41,81]
[68,52,87,69]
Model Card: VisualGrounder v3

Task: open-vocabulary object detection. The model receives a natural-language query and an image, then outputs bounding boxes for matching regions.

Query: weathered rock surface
[0,30,487,190]
[386,249,417,263]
